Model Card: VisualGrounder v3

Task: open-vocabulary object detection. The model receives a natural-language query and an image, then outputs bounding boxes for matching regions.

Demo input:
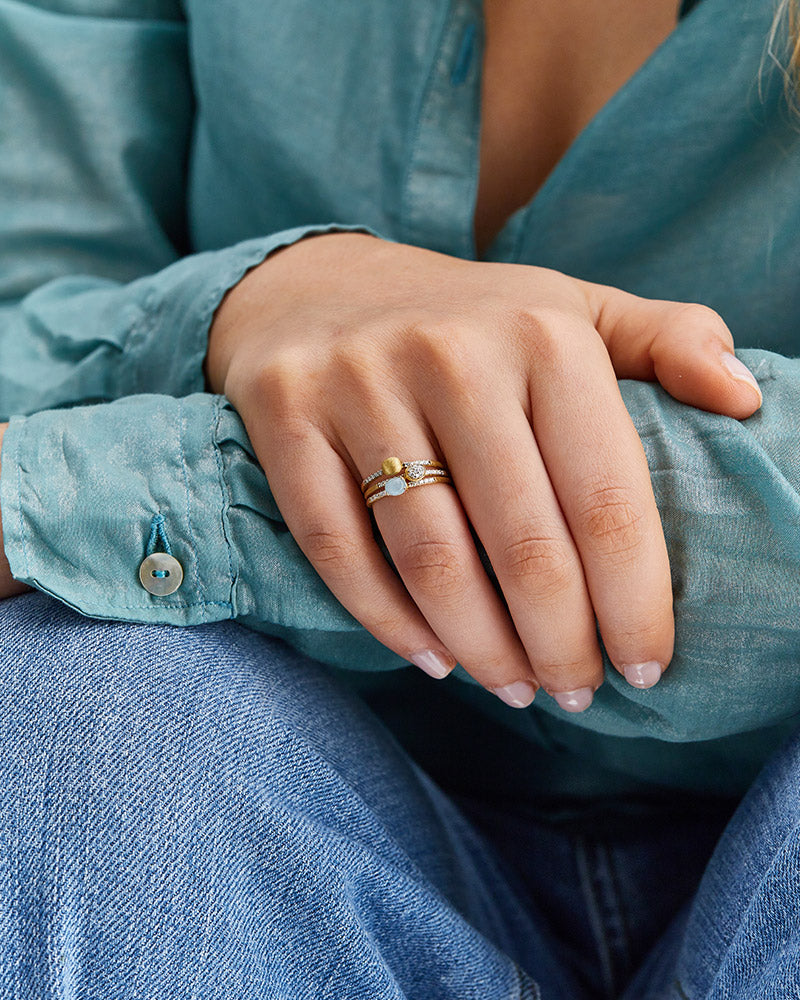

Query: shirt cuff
[124,225,383,398]
[0,391,406,675]
[0,394,234,624]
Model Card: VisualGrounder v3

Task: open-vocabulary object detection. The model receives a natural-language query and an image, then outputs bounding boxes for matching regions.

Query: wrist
[204,231,380,395]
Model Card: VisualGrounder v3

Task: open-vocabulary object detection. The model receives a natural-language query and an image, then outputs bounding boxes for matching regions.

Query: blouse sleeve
[3,350,800,745]
[0,0,372,418]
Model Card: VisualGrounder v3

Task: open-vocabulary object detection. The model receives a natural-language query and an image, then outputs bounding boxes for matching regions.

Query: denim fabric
[2,0,800,800]
[2,592,799,999]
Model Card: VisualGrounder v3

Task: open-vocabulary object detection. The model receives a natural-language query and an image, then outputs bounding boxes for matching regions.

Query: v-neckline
[475,0,710,262]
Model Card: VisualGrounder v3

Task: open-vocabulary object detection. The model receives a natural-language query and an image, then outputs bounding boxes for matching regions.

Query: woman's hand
[0,423,32,600]
[206,234,761,711]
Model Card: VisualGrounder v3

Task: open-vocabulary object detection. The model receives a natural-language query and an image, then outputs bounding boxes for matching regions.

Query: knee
[0,591,353,790]
[0,591,402,809]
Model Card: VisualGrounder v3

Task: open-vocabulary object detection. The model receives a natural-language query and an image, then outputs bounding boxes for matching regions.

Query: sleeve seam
[13,421,31,579]
[211,394,238,615]
[177,394,208,618]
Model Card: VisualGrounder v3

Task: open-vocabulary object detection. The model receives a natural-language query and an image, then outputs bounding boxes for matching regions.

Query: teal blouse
[2,0,800,813]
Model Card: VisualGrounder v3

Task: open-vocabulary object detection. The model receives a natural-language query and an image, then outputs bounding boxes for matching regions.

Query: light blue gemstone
[384,476,407,496]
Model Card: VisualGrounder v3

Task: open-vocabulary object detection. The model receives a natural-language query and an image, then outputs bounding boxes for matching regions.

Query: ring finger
[341,409,541,707]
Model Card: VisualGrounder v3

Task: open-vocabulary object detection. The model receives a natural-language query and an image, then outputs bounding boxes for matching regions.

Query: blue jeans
[1,592,798,999]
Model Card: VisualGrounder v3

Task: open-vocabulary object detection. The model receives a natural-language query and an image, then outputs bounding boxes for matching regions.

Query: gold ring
[361,457,452,507]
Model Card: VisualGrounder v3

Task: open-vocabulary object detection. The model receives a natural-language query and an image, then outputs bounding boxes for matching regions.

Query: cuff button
[139,553,184,596]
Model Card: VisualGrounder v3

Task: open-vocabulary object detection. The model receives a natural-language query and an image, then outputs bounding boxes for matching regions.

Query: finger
[341,416,540,708]
[530,327,675,688]
[586,284,762,419]
[432,391,606,712]
[249,420,458,681]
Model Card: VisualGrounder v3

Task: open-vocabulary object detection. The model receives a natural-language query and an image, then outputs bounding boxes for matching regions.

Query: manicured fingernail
[722,354,762,404]
[492,681,537,708]
[552,687,595,713]
[623,661,663,689]
[410,650,455,679]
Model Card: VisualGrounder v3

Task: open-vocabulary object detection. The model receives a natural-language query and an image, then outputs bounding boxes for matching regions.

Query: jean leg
[0,592,581,1000]
[623,721,800,1000]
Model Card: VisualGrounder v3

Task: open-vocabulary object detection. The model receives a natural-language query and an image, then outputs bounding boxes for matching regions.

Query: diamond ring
[361,457,452,507]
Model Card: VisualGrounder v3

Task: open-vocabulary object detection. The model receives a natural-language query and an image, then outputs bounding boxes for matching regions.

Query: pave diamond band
[361,457,452,507]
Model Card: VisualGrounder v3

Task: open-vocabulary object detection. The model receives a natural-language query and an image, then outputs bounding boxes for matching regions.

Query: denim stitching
[595,840,634,991]
[513,961,542,1000]
[574,834,617,1000]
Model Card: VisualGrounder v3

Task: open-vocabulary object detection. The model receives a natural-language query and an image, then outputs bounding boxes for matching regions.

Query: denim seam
[596,840,633,987]
[512,962,542,1000]
[574,835,617,1000]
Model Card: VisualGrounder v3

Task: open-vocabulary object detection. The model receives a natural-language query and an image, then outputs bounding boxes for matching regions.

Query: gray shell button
[139,552,184,596]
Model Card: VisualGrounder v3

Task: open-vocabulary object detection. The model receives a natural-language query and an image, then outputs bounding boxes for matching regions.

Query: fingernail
[623,661,663,689]
[492,681,537,708]
[721,354,762,404]
[552,687,595,713]
[410,650,455,679]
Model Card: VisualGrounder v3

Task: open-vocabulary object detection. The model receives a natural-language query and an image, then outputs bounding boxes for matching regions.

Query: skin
[476,0,682,253]
[205,235,761,710]
[201,0,758,715]
[0,0,764,708]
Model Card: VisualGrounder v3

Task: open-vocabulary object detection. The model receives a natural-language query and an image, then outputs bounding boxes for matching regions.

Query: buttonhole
[152,569,170,579]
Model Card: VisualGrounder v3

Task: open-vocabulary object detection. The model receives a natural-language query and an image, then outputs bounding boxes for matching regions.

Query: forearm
[0,423,31,599]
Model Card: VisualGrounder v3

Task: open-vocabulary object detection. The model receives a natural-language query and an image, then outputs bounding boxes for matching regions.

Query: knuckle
[299,526,361,572]
[577,485,645,558]
[250,357,308,418]
[396,538,469,601]
[366,607,411,639]
[322,341,388,408]
[609,617,669,647]
[329,339,380,385]
[505,308,571,370]
[499,534,573,597]
[671,301,729,335]
[402,323,483,393]
[533,658,595,684]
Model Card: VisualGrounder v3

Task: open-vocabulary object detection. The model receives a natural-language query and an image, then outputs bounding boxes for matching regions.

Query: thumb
[588,287,762,420]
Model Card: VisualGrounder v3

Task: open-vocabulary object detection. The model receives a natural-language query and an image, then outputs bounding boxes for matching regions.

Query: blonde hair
[789,0,800,76]
[767,0,800,108]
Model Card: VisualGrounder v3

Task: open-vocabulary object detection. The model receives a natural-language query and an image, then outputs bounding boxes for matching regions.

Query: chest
[185,0,800,358]
[474,0,682,255]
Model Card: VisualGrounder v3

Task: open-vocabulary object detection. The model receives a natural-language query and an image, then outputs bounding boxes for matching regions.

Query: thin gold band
[361,457,452,507]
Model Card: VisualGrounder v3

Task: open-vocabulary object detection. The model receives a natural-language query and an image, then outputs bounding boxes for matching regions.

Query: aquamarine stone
[384,477,407,496]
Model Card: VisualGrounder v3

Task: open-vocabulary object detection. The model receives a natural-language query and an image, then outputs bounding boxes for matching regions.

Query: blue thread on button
[451,22,477,87]
[152,570,169,578]
[145,513,173,557]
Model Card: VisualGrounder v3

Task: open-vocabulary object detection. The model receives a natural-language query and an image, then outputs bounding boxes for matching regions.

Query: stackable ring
[361,457,452,507]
